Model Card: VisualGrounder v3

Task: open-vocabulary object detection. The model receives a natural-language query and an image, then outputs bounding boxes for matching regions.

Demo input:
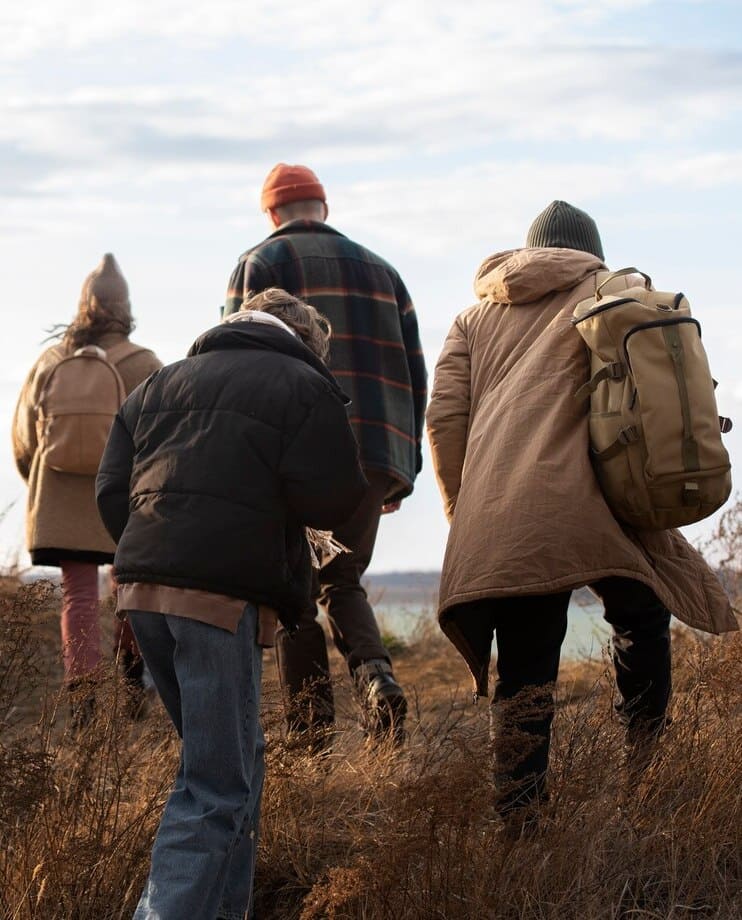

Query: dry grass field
[1,505,741,919]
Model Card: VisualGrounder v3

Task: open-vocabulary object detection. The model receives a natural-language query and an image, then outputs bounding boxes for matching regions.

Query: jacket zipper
[622,317,701,371]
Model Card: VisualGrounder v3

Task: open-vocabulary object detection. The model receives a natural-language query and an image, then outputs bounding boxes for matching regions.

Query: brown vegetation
[1,505,741,919]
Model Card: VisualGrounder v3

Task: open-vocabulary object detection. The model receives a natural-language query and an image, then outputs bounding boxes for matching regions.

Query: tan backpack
[572,268,732,531]
[36,342,140,476]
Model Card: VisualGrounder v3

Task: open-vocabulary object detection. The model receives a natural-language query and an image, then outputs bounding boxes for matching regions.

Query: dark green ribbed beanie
[526,200,604,260]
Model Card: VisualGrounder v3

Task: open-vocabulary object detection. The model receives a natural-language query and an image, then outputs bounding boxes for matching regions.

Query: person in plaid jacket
[224,163,427,746]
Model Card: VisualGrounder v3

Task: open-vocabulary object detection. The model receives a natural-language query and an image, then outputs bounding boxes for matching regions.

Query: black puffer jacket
[96,321,367,628]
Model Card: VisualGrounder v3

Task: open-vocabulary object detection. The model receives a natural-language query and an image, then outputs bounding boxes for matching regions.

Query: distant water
[373,595,611,662]
[20,568,613,661]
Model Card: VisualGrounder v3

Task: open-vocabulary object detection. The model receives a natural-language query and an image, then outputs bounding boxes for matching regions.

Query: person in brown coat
[12,254,162,723]
[427,201,737,822]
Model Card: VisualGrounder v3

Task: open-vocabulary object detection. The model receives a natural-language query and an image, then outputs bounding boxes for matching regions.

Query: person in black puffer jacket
[96,288,366,920]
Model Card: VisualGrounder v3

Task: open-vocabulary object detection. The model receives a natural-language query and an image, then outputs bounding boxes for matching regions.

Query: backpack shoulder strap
[35,345,74,405]
[103,340,149,365]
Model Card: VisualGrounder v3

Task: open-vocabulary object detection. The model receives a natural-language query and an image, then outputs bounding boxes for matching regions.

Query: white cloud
[645,152,742,188]
[0,0,740,567]
[0,0,662,58]
[1,40,740,237]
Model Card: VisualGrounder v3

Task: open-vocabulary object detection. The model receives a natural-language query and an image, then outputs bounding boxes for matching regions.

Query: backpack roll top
[36,345,128,476]
[572,269,732,531]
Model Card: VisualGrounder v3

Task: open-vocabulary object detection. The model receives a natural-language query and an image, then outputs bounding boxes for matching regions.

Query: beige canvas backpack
[572,268,732,531]
[36,342,140,476]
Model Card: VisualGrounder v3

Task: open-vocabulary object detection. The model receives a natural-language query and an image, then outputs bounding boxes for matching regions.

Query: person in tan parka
[426,201,737,820]
[12,254,162,724]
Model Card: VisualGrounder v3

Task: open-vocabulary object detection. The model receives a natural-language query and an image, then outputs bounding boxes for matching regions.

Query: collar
[266,219,346,241]
[188,322,350,405]
[223,310,298,338]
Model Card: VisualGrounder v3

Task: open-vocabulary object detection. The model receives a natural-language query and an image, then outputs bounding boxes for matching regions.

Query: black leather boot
[353,659,407,745]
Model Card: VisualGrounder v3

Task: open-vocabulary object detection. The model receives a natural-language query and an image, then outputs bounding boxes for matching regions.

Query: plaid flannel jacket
[225,221,427,499]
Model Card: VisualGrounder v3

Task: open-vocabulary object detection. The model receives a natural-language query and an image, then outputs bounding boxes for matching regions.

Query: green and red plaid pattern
[225,221,427,498]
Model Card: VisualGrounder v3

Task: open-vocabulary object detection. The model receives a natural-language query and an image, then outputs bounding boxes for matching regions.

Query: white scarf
[223,309,298,338]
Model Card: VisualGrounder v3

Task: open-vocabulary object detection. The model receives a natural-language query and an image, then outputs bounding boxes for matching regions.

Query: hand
[381,500,402,515]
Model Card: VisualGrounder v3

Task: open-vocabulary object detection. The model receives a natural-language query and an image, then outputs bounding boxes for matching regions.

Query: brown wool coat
[426,248,738,696]
[12,333,162,564]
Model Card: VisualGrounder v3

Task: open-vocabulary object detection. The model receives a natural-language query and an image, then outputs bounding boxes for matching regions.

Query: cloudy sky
[1,0,740,572]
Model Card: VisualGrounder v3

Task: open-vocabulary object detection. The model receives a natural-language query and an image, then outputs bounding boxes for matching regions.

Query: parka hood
[188,321,350,404]
[474,247,606,305]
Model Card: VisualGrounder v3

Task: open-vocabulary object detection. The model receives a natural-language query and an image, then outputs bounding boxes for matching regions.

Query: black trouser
[274,471,393,733]
[456,578,671,813]
[593,577,672,738]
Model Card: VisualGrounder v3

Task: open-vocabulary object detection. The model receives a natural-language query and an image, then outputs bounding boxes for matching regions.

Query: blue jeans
[129,604,264,920]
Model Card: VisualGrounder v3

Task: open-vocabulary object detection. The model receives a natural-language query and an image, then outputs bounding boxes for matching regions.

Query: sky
[1,0,741,573]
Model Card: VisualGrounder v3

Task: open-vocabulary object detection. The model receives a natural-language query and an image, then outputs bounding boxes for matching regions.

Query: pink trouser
[60,560,101,684]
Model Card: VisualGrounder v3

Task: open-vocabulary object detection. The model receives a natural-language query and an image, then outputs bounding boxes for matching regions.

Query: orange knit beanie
[260,163,326,211]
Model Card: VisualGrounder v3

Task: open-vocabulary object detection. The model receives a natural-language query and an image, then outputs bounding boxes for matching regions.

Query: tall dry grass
[1,505,741,919]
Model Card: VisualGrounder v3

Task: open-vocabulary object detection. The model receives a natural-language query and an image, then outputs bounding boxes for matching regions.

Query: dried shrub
[0,497,740,919]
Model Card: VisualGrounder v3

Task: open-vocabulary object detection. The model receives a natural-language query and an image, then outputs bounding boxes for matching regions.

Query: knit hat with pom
[80,253,130,308]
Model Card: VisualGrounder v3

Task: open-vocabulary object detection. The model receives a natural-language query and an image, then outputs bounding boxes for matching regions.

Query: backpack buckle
[617,426,639,446]
[574,362,626,401]
[592,425,640,461]
[682,482,700,505]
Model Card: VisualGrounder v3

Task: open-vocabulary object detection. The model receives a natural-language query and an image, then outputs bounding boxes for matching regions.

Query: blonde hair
[241,288,332,362]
